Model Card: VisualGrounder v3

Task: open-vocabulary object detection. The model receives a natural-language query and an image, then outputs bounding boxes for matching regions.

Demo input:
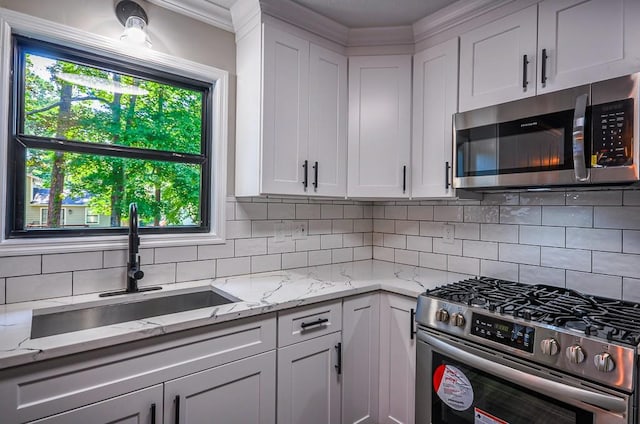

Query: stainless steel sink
[30,287,240,339]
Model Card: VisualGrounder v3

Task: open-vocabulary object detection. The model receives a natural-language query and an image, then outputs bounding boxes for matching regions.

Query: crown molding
[146,0,234,32]
[230,0,261,41]
[413,0,515,43]
[348,26,414,47]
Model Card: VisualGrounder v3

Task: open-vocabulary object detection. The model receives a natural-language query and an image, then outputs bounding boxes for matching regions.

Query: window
[8,36,212,238]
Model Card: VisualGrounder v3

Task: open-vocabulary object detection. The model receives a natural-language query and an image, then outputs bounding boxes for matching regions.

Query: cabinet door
[537,0,640,94]
[459,5,537,111]
[308,44,347,197]
[412,38,459,199]
[262,25,309,195]
[277,332,342,424]
[164,351,276,424]
[29,384,162,424]
[379,294,417,424]
[342,294,380,424]
[348,55,412,198]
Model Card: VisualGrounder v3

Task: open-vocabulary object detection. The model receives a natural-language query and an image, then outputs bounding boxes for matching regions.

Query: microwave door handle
[572,93,589,182]
[419,332,627,413]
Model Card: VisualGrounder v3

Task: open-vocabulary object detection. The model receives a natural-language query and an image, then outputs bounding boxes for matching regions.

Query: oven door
[416,329,631,424]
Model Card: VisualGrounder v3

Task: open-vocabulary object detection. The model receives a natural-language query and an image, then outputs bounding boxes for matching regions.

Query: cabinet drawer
[278,301,342,347]
[0,314,276,423]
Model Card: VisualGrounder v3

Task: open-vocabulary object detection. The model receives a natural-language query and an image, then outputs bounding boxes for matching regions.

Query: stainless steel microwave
[453,73,639,189]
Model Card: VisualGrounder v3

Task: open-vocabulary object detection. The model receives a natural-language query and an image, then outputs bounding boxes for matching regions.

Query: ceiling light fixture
[116,0,152,48]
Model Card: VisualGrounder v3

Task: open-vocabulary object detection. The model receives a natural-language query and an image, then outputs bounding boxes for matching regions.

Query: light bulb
[120,16,151,48]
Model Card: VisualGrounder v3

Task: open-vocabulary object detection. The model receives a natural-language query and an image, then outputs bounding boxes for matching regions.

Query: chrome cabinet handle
[572,93,589,182]
[418,332,627,413]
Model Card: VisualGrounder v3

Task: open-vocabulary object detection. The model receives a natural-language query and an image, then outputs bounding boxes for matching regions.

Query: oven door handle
[572,93,589,182]
[420,332,627,413]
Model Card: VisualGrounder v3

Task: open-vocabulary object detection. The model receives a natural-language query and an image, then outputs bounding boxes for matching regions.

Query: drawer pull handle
[300,317,329,329]
[174,395,181,424]
[151,403,156,424]
[335,342,342,375]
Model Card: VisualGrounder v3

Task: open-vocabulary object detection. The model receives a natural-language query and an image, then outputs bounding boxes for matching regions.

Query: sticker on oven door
[474,407,508,424]
[433,364,474,411]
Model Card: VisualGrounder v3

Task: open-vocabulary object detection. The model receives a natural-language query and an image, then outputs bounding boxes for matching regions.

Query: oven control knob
[451,313,466,327]
[566,345,586,364]
[594,353,616,373]
[435,309,450,323]
[540,338,559,356]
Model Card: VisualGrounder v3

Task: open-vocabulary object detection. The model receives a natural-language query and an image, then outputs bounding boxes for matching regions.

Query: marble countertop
[0,260,470,370]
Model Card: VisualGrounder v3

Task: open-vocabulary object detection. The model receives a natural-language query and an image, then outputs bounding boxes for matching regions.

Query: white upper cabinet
[412,38,459,198]
[348,55,412,198]
[459,5,537,112]
[537,0,640,94]
[235,22,347,197]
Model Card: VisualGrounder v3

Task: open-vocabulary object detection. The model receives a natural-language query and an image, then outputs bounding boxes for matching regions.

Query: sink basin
[30,287,240,339]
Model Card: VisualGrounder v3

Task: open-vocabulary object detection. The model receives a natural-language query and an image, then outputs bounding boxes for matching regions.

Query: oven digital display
[470,313,535,352]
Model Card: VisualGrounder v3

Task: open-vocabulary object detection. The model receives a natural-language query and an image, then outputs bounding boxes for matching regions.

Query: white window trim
[0,8,228,256]
[85,208,99,225]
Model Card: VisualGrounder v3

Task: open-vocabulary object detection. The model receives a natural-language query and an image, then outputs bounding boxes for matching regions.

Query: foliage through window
[8,37,212,237]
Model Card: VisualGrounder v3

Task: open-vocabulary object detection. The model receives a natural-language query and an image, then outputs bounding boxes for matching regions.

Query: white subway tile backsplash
[176,260,216,282]
[251,220,277,237]
[408,205,434,221]
[481,193,519,205]
[321,204,343,219]
[541,247,591,272]
[407,236,433,252]
[594,207,640,230]
[566,191,621,206]
[385,206,407,220]
[251,254,281,273]
[344,205,364,219]
[463,240,498,260]
[480,224,518,243]
[332,248,353,263]
[235,238,268,256]
[154,246,197,264]
[217,257,251,277]
[333,219,354,234]
[268,203,295,219]
[42,252,102,273]
[566,228,621,252]
[593,252,640,279]
[453,223,480,240]
[566,271,622,299]
[73,267,126,295]
[419,252,447,271]
[227,220,252,239]
[296,235,321,252]
[383,234,406,249]
[354,246,373,261]
[420,222,444,237]
[0,255,41,278]
[236,202,267,220]
[395,249,418,266]
[282,252,308,269]
[542,206,593,227]
[372,232,383,246]
[268,237,296,254]
[623,191,640,206]
[363,233,373,246]
[354,219,373,233]
[372,205,385,219]
[309,250,332,266]
[622,277,640,302]
[103,248,153,268]
[309,220,332,235]
[519,192,565,206]
[519,265,565,287]
[140,264,176,286]
[500,206,541,225]
[7,272,72,302]
[395,220,419,235]
[433,239,463,256]
[295,204,321,220]
[434,206,463,222]
[481,260,518,281]
[464,206,499,223]
[448,256,479,275]
[499,243,540,265]
[623,230,640,254]
[373,246,394,262]
[373,219,395,233]
[519,225,565,247]
[343,233,364,248]
[321,234,343,249]
[226,201,235,220]
[363,205,373,219]
[198,242,235,260]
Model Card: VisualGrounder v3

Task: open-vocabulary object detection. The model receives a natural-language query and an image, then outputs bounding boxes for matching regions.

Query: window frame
[0,9,228,255]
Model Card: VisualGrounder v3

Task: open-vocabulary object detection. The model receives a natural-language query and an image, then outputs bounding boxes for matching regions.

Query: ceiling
[290,0,460,28]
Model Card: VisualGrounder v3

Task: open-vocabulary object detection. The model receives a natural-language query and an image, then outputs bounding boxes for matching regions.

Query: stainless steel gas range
[415,277,639,424]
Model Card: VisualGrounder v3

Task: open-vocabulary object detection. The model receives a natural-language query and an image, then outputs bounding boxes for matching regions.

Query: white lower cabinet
[277,331,342,424]
[29,384,163,424]
[164,351,276,424]
[379,294,417,424]
[342,294,380,424]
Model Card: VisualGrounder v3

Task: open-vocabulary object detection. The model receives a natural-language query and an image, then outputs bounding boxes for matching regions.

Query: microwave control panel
[470,313,535,353]
[592,98,634,167]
